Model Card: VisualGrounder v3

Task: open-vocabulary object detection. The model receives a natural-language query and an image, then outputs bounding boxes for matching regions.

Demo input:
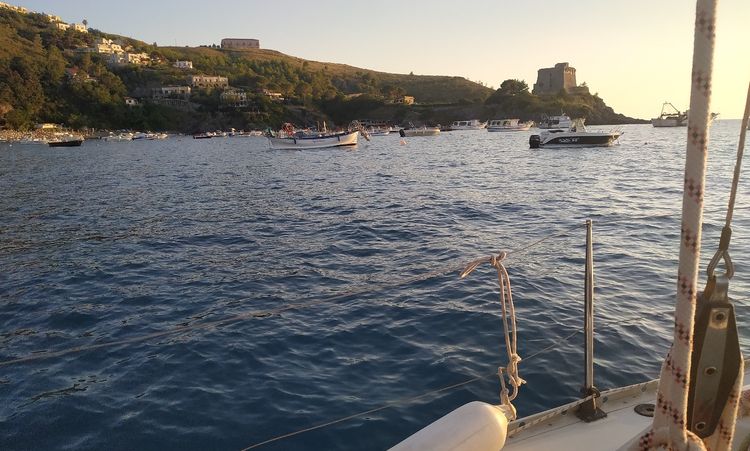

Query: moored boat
[367,127,391,136]
[487,119,533,132]
[449,119,486,131]
[529,118,620,148]
[651,101,688,127]
[103,132,133,142]
[48,135,84,147]
[267,129,359,150]
[399,126,440,137]
[537,114,573,129]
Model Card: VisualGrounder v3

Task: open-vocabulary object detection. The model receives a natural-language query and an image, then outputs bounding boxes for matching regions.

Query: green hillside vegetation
[0,6,643,132]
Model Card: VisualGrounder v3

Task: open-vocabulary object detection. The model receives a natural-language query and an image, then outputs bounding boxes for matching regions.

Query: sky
[15,0,750,119]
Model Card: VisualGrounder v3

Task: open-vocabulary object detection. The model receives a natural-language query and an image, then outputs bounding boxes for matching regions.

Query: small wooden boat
[267,130,359,150]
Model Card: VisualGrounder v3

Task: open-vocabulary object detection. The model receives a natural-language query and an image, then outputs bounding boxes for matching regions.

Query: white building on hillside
[71,23,88,33]
[108,52,150,66]
[189,75,228,88]
[152,86,192,99]
[0,2,28,13]
[91,37,123,54]
[173,60,193,69]
[55,22,69,31]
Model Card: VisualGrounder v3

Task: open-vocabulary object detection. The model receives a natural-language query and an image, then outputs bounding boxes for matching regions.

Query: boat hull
[268,131,359,150]
[487,125,532,132]
[48,139,83,147]
[651,118,687,127]
[399,128,440,137]
[530,131,620,148]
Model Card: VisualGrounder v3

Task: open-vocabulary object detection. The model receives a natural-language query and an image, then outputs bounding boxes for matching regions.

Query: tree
[498,79,529,96]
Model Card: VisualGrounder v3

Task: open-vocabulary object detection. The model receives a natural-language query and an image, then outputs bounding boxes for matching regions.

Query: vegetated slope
[0,6,641,131]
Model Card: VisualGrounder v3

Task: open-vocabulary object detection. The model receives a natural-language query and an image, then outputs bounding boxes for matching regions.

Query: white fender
[390,402,511,451]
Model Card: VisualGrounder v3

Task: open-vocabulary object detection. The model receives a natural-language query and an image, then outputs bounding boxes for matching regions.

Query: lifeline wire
[0,223,582,368]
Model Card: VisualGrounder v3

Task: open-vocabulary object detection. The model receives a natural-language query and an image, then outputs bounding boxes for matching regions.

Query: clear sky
[15,0,750,119]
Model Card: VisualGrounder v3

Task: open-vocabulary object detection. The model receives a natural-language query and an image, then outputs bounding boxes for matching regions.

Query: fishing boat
[393,2,750,449]
[267,126,359,150]
[399,126,441,137]
[487,119,533,132]
[651,102,689,127]
[529,119,621,148]
[449,119,486,131]
[537,114,573,129]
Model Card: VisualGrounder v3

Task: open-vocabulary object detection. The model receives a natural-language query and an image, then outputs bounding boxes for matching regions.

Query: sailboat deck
[506,376,750,450]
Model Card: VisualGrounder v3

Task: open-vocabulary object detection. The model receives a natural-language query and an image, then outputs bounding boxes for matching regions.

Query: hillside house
[152,86,192,99]
[189,75,228,89]
[108,52,150,66]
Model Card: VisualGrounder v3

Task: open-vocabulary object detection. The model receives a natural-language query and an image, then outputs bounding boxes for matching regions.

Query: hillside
[0,4,643,132]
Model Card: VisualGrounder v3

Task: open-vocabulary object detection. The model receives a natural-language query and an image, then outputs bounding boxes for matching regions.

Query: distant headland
[0,2,646,134]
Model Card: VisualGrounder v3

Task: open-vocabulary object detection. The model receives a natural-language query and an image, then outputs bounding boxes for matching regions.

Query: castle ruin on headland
[532,62,590,95]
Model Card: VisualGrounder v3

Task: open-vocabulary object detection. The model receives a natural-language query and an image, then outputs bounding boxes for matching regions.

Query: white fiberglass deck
[506,375,750,450]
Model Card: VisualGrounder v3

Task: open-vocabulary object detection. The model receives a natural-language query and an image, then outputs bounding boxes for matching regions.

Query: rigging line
[0,224,585,368]
[724,82,750,226]
[240,374,491,451]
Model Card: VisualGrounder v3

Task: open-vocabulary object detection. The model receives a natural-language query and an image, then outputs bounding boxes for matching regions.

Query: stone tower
[532,62,578,95]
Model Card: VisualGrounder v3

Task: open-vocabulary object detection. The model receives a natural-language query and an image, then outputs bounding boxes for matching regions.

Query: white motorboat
[537,114,573,129]
[16,136,48,145]
[367,127,391,136]
[529,119,621,148]
[103,132,133,142]
[398,126,441,137]
[651,102,688,127]
[449,119,486,131]
[267,130,359,150]
[487,119,533,132]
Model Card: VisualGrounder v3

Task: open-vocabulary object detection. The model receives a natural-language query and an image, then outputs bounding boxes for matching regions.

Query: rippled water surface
[2,121,750,450]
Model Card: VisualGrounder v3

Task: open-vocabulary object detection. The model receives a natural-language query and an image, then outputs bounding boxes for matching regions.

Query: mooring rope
[0,224,581,368]
[460,251,524,414]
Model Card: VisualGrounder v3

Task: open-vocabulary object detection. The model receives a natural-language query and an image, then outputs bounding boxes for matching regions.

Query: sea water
[1,121,749,450]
